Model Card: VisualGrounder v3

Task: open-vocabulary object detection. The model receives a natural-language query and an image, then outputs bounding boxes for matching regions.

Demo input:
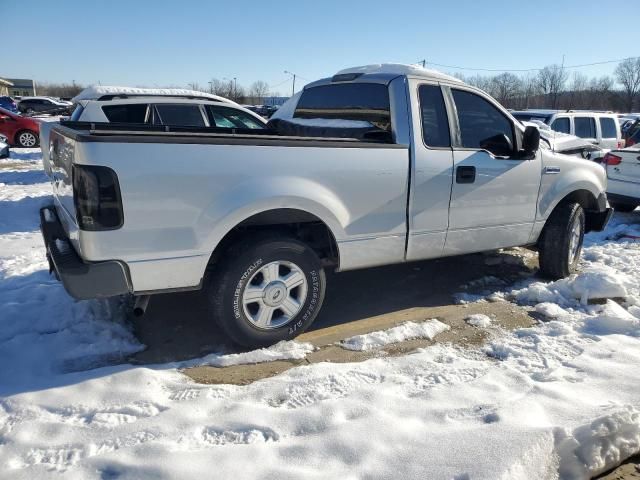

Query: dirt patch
[597,455,640,480]
[183,299,535,385]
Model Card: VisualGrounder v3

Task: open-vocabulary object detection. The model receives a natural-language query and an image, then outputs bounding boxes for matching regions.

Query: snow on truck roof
[335,63,463,84]
[72,86,236,104]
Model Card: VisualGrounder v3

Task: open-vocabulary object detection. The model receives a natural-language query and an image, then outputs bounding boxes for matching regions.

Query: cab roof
[304,63,464,90]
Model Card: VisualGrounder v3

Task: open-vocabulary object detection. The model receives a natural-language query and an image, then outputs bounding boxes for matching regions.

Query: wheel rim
[568,217,583,264]
[19,132,36,147]
[242,260,308,329]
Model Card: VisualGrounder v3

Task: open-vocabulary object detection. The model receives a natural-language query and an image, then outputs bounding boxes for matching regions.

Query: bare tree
[615,57,640,112]
[536,65,568,109]
[37,82,84,99]
[491,73,522,107]
[248,81,269,104]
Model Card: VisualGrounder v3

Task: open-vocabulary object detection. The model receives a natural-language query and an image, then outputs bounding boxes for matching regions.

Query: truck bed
[56,121,402,148]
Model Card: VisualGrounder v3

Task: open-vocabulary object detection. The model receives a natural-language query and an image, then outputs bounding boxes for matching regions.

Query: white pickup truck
[41,64,612,347]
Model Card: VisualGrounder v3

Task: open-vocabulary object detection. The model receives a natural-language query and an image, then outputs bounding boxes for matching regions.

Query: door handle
[456,166,476,184]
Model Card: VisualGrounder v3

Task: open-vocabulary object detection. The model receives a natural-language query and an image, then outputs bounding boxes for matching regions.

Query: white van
[512,110,624,150]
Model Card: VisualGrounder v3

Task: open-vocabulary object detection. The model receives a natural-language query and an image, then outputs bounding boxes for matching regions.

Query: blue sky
[3,0,635,94]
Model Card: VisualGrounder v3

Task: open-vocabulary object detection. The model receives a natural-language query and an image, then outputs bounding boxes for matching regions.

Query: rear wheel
[611,202,637,213]
[16,130,39,148]
[207,234,326,348]
[538,202,585,279]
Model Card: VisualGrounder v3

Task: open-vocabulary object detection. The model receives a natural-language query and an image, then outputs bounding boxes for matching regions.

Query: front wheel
[207,234,326,348]
[538,202,585,279]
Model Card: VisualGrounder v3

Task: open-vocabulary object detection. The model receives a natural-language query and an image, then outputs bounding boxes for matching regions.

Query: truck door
[443,87,540,255]
[405,82,455,261]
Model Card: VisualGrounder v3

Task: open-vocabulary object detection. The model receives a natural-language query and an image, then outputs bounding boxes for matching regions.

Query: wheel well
[208,208,340,269]
[558,189,599,211]
[551,189,601,233]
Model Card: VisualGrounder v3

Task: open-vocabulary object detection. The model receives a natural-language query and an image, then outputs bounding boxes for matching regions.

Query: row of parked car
[0,95,74,116]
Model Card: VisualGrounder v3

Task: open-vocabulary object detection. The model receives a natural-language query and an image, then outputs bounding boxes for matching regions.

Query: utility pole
[421,59,426,68]
[208,81,213,94]
[284,70,296,96]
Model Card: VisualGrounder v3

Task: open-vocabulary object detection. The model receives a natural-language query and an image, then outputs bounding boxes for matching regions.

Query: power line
[415,56,639,73]
[268,78,292,89]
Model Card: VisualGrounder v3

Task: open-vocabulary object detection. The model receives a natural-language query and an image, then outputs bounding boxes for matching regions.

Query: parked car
[602,146,640,211]
[0,96,18,113]
[41,64,612,348]
[0,134,9,158]
[39,86,268,168]
[17,96,74,116]
[0,107,40,147]
[511,109,624,150]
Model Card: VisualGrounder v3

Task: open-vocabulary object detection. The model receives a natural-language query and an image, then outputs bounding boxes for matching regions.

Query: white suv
[512,110,623,151]
[70,87,266,129]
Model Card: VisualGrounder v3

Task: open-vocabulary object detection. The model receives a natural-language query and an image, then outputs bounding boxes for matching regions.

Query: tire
[538,202,585,280]
[16,130,39,148]
[207,234,326,348]
[611,202,637,213]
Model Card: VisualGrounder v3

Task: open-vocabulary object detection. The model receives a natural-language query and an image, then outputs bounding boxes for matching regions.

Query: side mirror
[522,125,540,154]
[480,133,514,157]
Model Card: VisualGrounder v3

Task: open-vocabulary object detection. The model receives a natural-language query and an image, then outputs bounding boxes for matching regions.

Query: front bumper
[40,206,132,300]
[585,193,614,232]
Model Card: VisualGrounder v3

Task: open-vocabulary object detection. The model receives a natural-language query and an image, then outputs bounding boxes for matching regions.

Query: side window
[599,117,617,138]
[102,104,149,123]
[294,83,391,131]
[551,117,570,134]
[574,117,596,138]
[207,106,265,129]
[154,104,206,127]
[418,85,450,147]
[451,89,514,153]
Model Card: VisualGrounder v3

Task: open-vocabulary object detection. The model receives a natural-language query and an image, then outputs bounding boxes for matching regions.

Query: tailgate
[48,128,77,229]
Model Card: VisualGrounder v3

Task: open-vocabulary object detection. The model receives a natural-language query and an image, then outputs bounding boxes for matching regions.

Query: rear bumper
[40,206,132,299]
[585,193,613,232]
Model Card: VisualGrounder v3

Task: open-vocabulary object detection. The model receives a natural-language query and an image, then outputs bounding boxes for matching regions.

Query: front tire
[16,130,39,148]
[207,234,326,348]
[538,202,585,279]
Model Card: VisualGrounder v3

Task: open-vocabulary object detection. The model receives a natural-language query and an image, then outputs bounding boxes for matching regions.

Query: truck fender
[196,175,349,258]
[537,167,605,221]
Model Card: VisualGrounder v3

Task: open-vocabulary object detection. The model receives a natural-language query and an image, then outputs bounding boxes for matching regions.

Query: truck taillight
[603,153,622,166]
[72,165,124,230]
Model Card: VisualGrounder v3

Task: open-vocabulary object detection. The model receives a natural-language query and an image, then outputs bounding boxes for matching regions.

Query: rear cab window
[294,83,391,133]
[599,117,618,138]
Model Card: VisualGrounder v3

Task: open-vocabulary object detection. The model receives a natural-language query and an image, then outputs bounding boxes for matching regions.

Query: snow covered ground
[1,147,640,479]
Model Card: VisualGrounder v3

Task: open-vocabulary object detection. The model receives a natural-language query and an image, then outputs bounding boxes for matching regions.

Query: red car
[0,107,40,147]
